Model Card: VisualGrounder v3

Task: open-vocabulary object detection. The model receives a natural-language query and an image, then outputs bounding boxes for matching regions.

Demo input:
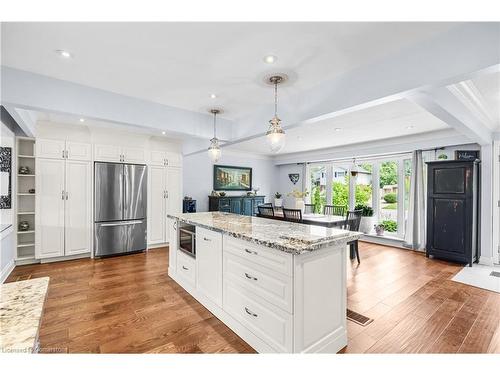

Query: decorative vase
[19,166,30,175]
[374,224,385,236]
[19,221,30,231]
[295,198,305,214]
[274,198,283,207]
[359,216,375,234]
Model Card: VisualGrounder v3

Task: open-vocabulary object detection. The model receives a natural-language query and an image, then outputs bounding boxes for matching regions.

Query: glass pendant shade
[208,138,221,163]
[266,116,285,153]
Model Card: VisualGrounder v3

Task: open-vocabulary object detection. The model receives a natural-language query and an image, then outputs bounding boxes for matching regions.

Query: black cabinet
[426,160,480,266]
[209,195,265,216]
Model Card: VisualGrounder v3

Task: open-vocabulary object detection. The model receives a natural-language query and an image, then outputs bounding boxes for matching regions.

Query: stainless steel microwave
[178,222,196,257]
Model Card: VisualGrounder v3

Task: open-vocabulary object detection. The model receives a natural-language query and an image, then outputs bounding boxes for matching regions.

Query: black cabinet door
[431,198,466,254]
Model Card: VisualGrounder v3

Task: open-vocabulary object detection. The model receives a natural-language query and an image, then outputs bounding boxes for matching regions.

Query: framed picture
[213,165,252,191]
[455,150,480,161]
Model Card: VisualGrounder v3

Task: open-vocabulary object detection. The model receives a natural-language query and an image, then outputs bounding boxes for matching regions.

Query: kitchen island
[166,212,360,353]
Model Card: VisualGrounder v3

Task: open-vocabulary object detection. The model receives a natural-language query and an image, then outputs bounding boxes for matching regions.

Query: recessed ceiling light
[406,125,415,130]
[210,93,217,99]
[297,136,303,141]
[79,118,85,122]
[55,49,72,58]
[162,131,166,135]
[263,55,277,64]
[334,128,342,132]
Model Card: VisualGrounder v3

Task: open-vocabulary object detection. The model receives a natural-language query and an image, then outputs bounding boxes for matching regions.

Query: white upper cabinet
[66,141,92,161]
[94,144,146,163]
[165,151,182,167]
[94,144,122,162]
[149,150,182,167]
[37,138,91,161]
[122,147,146,163]
[36,139,66,159]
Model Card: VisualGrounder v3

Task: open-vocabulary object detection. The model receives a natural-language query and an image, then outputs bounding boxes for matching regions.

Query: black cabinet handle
[244,307,258,317]
[182,266,188,270]
[244,248,258,255]
[245,272,258,281]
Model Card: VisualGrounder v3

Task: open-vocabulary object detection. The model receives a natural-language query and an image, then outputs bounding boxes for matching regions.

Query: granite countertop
[0,277,49,353]
[168,212,360,254]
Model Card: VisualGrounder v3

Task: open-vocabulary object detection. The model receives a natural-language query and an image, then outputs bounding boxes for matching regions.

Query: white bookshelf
[15,137,37,264]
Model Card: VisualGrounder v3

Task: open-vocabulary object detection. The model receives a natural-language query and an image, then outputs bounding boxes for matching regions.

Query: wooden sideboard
[208,195,265,216]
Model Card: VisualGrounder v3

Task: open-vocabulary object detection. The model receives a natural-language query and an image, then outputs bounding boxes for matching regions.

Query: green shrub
[383,193,397,203]
[355,204,373,217]
[381,220,397,232]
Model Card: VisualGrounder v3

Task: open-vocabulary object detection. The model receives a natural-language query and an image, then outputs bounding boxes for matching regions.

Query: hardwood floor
[6,243,500,353]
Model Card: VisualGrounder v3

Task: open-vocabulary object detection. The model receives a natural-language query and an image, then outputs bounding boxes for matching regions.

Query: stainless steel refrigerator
[94,162,147,257]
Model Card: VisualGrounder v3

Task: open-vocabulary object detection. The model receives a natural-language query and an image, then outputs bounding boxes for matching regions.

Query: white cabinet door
[36,138,65,159]
[66,141,92,161]
[65,161,91,255]
[167,218,178,274]
[148,166,166,245]
[94,144,122,162]
[196,227,223,306]
[165,152,182,167]
[123,147,146,163]
[150,151,166,166]
[165,167,182,243]
[36,158,65,258]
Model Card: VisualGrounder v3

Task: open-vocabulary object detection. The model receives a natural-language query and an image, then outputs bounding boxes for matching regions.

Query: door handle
[65,150,69,159]
[100,220,143,227]
[244,272,257,281]
[62,150,65,159]
[165,190,169,199]
[173,221,177,230]
[244,307,258,317]
[65,191,69,200]
[203,237,211,242]
[62,190,65,200]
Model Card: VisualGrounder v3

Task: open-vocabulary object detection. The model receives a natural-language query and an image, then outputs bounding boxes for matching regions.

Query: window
[310,165,327,213]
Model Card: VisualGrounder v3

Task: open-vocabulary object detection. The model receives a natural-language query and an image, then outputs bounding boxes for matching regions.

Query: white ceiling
[1,22,461,120]
[226,98,450,155]
[471,71,500,129]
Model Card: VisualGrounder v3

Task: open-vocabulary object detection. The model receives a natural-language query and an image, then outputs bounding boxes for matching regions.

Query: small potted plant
[287,189,309,213]
[374,223,385,236]
[355,204,374,234]
[274,192,283,207]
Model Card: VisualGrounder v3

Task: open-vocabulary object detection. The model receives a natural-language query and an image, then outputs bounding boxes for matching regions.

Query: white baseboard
[1,259,15,283]
[479,256,495,266]
[148,242,168,249]
[40,253,91,263]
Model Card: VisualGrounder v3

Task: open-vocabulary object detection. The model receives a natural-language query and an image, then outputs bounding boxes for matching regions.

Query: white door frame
[493,140,500,264]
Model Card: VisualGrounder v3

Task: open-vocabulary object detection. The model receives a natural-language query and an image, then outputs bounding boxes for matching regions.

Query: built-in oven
[178,222,196,257]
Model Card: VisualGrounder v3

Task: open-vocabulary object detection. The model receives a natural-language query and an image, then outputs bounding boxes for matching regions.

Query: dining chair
[343,209,363,264]
[282,208,303,223]
[323,204,346,216]
[258,205,275,218]
[304,204,314,214]
[260,202,273,207]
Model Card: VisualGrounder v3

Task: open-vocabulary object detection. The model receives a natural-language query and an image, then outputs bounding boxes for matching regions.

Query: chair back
[344,210,362,231]
[260,202,273,207]
[304,204,314,214]
[324,204,346,216]
[282,208,303,223]
[258,205,274,218]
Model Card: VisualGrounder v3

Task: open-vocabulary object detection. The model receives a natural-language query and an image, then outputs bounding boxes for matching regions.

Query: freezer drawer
[94,220,147,257]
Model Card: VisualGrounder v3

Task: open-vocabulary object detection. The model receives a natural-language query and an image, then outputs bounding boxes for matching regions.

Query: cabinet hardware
[165,191,169,199]
[244,272,257,281]
[166,159,169,166]
[173,221,177,230]
[244,307,258,317]
[62,190,65,200]
[244,248,258,255]
[65,191,69,200]
[65,150,69,159]
[62,150,65,158]
[182,265,189,270]
[203,237,211,241]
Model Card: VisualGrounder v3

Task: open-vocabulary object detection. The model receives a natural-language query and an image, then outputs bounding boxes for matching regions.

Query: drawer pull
[244,272,258,281]
[203,237,211,241]
[244,248,258,255]
[244,307,258,317]
[182,266,189,271]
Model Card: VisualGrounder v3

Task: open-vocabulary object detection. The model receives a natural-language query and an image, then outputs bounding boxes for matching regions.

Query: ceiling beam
[409,87,493,145]
[0,66,234,141]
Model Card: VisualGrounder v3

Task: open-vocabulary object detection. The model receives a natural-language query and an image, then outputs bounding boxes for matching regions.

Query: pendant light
[266,75,286,153]
[208,109,222,163]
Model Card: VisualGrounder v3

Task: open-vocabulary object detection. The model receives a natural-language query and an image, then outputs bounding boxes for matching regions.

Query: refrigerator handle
[99,220,143,227]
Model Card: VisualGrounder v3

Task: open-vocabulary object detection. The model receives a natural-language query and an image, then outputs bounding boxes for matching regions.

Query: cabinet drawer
[176,250,196,285]
[223,236,292,276]
[224,281,292,352]
[224,252,292,313]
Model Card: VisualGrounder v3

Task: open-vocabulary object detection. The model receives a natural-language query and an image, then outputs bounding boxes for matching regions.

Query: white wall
[183,150,278,212]
[1,121,16,282]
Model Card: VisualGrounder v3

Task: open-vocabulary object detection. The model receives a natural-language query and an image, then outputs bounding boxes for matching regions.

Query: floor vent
[490,271,500,278]
[347,309,373,326]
